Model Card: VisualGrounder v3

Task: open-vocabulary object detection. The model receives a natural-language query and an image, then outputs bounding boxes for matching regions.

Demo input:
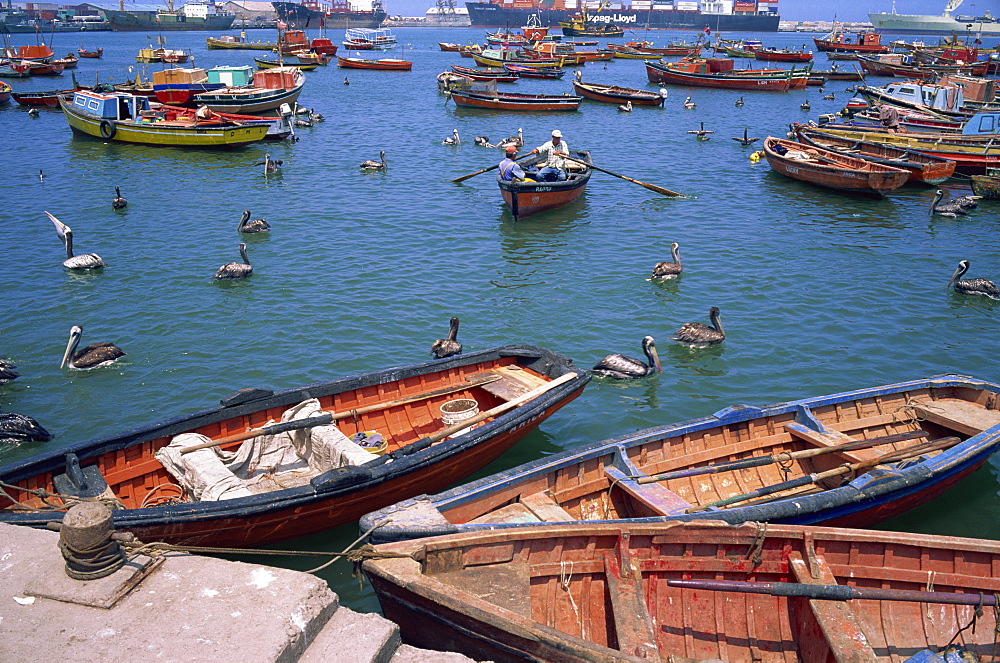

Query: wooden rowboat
[438,42,461,52]
[363,374,1000,543]
[971,167,1000,199]
[448,81,582,111]
[12,88,76,107]
[337,56,412,71]
[0,81,10,104]
[0,345,587,547]
[451,64,519,82]
[572,80,665,106]
[645,60,810,91]
[763,136,910,194]
[502,63,565,79]
[364,520,1000,662]
[254,57,320,71]
[754,47,813,62]
[497,150,592,220]
[77,47,103,58]
[793,124,956,185]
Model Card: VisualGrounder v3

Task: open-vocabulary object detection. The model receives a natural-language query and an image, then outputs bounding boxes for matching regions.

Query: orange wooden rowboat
[763,136,910,194]
[337,56,412,71]
[498,150,592,220]
[364,520,1000,662]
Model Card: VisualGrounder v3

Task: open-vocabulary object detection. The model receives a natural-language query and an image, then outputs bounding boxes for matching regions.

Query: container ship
[271,0,387,29]
[465,0,780,32]
[104,1,235,31]
[868,0,1000,36]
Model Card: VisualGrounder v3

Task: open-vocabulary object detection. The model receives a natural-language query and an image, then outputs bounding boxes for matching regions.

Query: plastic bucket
[440,398,480,427]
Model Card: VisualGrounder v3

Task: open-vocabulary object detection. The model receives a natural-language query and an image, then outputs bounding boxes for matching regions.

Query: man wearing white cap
[528,129,569,182]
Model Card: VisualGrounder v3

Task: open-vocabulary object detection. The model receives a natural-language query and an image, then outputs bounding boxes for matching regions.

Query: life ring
[99,120,116,140]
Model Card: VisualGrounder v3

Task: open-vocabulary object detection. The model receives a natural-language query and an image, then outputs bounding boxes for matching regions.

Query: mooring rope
[0,480,123,512]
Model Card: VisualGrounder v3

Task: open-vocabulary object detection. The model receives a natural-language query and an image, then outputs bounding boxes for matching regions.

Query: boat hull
[336,57,412,70]
[498,153,592,220]
[971,172,1000,198]
[764,136,910,194]
[104,9,235,31]
[573,80,664,106]
[450,90,581,111]
[206,36,277,50]
[868,11,1000,36]
[271,1,386,29]
[464,3,780,31]
[645,61,797,91]
[193,84,303,113]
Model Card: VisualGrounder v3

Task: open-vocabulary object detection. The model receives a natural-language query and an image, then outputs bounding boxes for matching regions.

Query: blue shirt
[499,157,526,181]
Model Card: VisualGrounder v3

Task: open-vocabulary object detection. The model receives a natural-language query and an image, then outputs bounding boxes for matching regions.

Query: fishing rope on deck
[0,480,123,512]
[891,397,944,429]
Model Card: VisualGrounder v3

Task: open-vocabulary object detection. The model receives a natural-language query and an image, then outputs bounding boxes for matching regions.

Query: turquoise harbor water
[1,27,998,613]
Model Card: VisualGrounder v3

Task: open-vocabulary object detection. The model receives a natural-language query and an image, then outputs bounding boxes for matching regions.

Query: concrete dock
[0,523,479,662]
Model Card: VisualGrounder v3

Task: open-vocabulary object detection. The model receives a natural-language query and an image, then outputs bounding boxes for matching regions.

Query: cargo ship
[868,0,1000,36]
[104,1,235,31]
[271,0,387,29]
[465,0,779,32]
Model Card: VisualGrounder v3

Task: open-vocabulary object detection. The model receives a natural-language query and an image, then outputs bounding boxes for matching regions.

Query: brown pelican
[253,153,283,175]
[672,307,726,347]
[27,107,39,117]
[952,194,981,210]
[683,97,696,109]
[688,121,713,140]
[948,260,999,300]
[442,128,461,145]
[237,210,270,234]
[45,212,106,270]
[0,412,52,444]
[60,325,126,370]
[498,128,523,150]
[618,100,633,112]
[112,185,127,210]
[732,127,760,146]
[431,317,462,358]
[930,190,971,217]
[800,100,811,111]
[474,136,493,147]
[0,359,18,383]
[735,96,745,106]
[592,336,662,379]
[652,242,683,279]
[39,169,44,182]
[308,110,325,122]
[823,92,835,100]
[360,151,386,171]
[344,76,349,85]
[214,242,253,279]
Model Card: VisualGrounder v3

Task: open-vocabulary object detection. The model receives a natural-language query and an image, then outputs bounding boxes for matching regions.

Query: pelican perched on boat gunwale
[360,151,386,170]
[237,209,271,234]
[214,242,253,280]
[673,306,726,347]
[45,212,106,270]
[592,336,662,379]
[60,325,126,370]
[948,260,999,300]
[652,242,683,279]
[431,317,462,358]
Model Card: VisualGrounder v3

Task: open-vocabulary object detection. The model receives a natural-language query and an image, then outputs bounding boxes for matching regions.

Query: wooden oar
[180,374,502,454]
[451,153,534,183]
[686,436,961,512]
[564,156,684,197]
[637,430,929,484]
[666,578,999,607]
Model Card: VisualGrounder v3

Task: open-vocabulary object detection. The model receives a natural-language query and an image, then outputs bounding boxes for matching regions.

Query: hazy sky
[389,0,972,23]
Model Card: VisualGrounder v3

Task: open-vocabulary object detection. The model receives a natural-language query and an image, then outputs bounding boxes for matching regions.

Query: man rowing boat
[527,129,569,182]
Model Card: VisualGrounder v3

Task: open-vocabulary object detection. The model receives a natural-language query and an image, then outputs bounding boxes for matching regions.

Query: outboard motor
[840,96,869,119]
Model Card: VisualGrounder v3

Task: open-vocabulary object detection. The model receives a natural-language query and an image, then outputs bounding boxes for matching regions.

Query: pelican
[0,359,18,383]
[952,194,981,210]
[672,307,725,347]
[344,76,349,85]
[618,100,632,112]
[214,242,253,279]
[443,128,461,145]
[652,242,683,279]
[687,121,713,141]
[293,116,312,128]
[237,209,270,234]
[930,190,970,217]
[823,92,835,100]
[732,127,759,146]
[253,153,283,175]
[682,96,696,109]
[308,110,325,122]
[0,412,53,444]
[474,135,493,147]
[27,107,39,117]
[45,212,105,270]
[360,150,386,171]
[430,317,462,359]
[112,185,127,210]
[592,336,662,379]
[499,128,523,150]
[844,85,856,92]
[38,169,44,182]
[800,100,811,111]
[60,325,126,370]
[735,96,744,106]
[573,69,582,81]
[948,260,999,300]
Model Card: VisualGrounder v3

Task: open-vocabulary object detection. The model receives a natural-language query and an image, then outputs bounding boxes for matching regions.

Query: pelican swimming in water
[800,100,811,111]
[39,169,44,182]
[60,325,126,370]
[237,209,270,234]
[0,359,19,383]
[253,153,283,175]
[592,336,662,379]
[618,100,633,112]
[474,135,493,147]
[0,412,53,444]
[823,92,835,100]
[673,307,726,347]
[735,96,744,107]
[45,212,106,270]
[499,128,523,150]
[930,190,971,217]
[112,185,127,210]
[948,260,999,300]
[443,128,461,145]
[360,150,386,171]
[652,242,683,279]
[214,242,253,279]
[682,96,696,109]
[344,76,349,85]
[687,121,713,141]
[732,127,760,146]
[430,317,462,358]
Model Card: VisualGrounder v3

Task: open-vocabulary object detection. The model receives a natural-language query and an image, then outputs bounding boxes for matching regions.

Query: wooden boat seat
[603,551,661,660]
[519,490,573,522]
[911,400,1000,437]
[480,365,549,401]
[605,466,692,516]
[785,421,878,463]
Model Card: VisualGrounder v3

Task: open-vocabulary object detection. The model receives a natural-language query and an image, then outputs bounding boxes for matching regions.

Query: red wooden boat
[337,56,412,71]
[451,64,519,82]
[813,27,889,53]
[52,53,79,69]
[763,136,910,194]
[645,59,808,91]
[572,80,665,106]
[25,61,65,76]
[77,47,103,58]
[438,42,461,52]
[502,63,565,79]
[364,520,1000,663]
[857,54,985,79]
[754,47,813,62]
[0,345,588,547]
[793,124,956,185]
[449,83,582,111]
[12,88,75,107]
[610,40,702,56]
[498,150,592,220]
[308,37,338,56]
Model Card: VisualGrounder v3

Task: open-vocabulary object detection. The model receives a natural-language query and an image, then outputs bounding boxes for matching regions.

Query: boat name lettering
[591,13,638,23]
[534,187,553,192]
[786,166,799,174]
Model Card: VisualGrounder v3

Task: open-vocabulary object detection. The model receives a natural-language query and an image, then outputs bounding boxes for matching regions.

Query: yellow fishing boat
[59,89,269,148]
